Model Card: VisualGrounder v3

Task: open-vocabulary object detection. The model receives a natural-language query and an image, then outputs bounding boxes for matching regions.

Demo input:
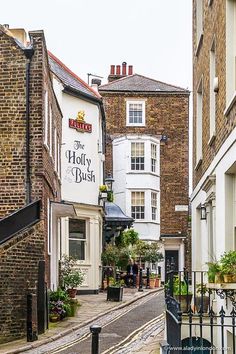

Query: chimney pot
[110,65,115,75]
[128,65,133,75]
[116,65,121,75]
[122,62,127,76]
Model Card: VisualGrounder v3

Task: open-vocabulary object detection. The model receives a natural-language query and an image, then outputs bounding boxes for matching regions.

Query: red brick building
[0,26,64,342]
[99,63,190,277]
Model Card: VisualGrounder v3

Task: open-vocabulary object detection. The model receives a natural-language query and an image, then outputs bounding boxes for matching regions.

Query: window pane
[69,240,85,260]
[69,219,86,239]
[129,103,143,124]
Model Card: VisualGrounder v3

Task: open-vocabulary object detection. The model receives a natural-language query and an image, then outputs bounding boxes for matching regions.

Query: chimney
[108,62,133,82]
[122,62,127,76]
[91,78,101,92]
[128,65,133,75]
[8,28,28,47]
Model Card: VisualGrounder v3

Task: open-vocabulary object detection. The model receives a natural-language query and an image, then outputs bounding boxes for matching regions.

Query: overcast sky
[1,0,192,89]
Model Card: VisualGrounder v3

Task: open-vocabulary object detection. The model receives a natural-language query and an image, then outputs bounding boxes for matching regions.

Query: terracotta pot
[67,288,77,298]
[223,274,233,283]
[50,315,60,322]
[155,278,161,287]
[149,278,156,289]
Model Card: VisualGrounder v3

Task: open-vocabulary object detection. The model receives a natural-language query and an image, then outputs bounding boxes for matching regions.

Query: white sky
[1,0,192,89]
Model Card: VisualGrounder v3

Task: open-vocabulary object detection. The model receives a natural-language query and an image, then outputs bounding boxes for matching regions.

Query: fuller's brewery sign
[69,111,92,133]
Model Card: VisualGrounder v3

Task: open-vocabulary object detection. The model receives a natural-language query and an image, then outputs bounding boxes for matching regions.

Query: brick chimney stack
[108,62,133,82]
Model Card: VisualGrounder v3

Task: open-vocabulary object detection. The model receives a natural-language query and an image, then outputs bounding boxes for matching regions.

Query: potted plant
[206,261,222,283]
[220,251,236,283]
[149,273,156,289]
[155,274,161,288]
[49,288,71,321]
[195,284,210,313]
[99,185,108,199]
[107,278,125,302]
[60,255,84,298]
[173,276,192,312]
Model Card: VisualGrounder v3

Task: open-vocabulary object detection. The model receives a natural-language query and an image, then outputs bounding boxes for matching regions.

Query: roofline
[99,73,190,93]
[99,90,190,95]
[48,50,101,99]
[63,86,106,123]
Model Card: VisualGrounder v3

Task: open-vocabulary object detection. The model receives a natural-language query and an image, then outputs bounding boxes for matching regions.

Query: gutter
[23,47,34,204]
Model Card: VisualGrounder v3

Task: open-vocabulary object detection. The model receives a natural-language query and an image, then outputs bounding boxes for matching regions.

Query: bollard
[146,267,150,289]
[90,325,102,354]
[138,268,143,292]
[116,272,120,283]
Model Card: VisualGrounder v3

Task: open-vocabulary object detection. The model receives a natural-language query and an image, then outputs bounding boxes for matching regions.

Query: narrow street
[26,290,164,354]
[54,291,164,354]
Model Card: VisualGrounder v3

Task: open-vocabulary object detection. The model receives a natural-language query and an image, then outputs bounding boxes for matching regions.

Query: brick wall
[101,92,189,236]
[0,223,44,343]
[192,0,236,187]
[0,28,62,342]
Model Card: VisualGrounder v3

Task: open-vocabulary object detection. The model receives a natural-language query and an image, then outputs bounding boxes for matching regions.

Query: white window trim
[68,218,87,261]
[209,39,216,142]
[44,90,49,147]
[131,190,145,220]
[126,100,146,127]
[195,77,203,167]
[47,199,52,255]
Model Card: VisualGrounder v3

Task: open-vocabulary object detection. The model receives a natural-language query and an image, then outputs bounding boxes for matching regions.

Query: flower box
[107,286,123,302]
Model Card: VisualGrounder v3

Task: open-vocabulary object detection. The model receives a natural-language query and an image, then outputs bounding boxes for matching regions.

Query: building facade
[0,26,63,342]
[99,63,190,278]
[191,0,236,349]
[49,53,105,293]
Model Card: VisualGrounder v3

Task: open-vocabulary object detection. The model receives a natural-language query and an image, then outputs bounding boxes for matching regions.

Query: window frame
[151,143,157,173]
[151,192,157,221]
[68,219,86,261]
[131,142,145,171]
[131,191,145,220]
[126,100,146,126]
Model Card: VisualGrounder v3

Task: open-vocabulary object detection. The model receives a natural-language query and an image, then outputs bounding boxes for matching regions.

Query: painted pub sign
[69,111,92,133]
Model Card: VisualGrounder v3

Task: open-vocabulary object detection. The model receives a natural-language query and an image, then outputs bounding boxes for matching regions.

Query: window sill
[127,171,160,177]
[126,124,146,127]
[133,220,160,225]
[224,91,236,117]
[195,33,203,57]
[208,133,216,146]
[194,158,202,170]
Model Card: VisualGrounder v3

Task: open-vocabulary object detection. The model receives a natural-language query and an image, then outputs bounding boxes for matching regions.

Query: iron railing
[165,270,236,353]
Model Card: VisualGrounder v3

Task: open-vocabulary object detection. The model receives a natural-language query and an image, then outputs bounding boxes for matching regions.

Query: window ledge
[208,133,216,146]
[127,171,160,177]
[126,124,146,127]
[194,158,202,170]
[195,33,203,57]
[224,91,236,117]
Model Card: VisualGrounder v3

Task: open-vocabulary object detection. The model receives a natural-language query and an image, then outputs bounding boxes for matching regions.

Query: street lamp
[200,205,207,220]
[105,174,114,192]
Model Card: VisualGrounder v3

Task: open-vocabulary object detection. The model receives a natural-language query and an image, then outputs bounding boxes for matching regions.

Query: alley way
[50,291,164,354]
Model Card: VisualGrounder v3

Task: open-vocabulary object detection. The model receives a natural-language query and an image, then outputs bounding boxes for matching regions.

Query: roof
[99,74,189,94]
[48,51,101,100]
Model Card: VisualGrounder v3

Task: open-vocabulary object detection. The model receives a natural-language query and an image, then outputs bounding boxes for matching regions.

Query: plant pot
[67,288,77,298]
[149,278,156,289]
[68,299,78,317]
[155,278,161,287]
[195,296,209,313]
[214,273,222,283]
[174,294,192,313]
[223,274,233,283]
[107,286,123,301]
[50,314,60,322]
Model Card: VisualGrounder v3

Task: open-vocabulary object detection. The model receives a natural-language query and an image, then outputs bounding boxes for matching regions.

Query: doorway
[165,250,179,279]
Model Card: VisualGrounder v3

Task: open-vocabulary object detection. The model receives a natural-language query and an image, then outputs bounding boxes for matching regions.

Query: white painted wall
[61,93,103,204]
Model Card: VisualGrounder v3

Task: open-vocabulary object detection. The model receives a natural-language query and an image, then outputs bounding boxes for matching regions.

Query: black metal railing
[165,270,236,353]
[0,200,41,244]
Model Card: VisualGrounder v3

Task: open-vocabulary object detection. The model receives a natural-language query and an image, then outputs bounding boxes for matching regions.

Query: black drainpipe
[24,47,34,204]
